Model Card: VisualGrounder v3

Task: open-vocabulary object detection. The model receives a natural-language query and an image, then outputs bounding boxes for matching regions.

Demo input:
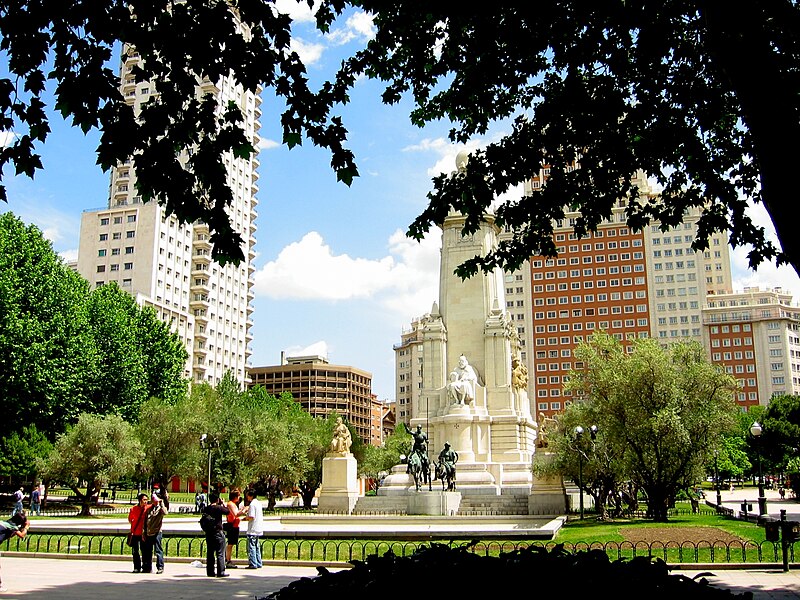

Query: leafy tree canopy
[0,212,189,443]
[759,394,800,471]
[0,212,99,437]
[566,332,740,521]
[3,3,799,278]
[38,412,143,515]
[0,424,53,481]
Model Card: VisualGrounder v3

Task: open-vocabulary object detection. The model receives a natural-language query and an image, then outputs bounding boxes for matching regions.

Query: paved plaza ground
[3,555,800,599]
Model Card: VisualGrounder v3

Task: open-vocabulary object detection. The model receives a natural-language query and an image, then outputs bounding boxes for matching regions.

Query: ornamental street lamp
[574,424,598,520]
[200,433,219,496]
[714,449,723,507]
[750,421,767,516]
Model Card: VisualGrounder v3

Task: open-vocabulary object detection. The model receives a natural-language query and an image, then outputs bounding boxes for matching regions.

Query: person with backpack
[0,511,29,592]
[200,492,230,578]
[11,487,23,517]
[30,486,41,516]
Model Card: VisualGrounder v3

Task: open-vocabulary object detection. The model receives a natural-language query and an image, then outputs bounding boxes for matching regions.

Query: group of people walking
[128,486,263,578]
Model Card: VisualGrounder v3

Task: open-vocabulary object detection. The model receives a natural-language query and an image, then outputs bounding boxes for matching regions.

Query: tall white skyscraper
[77,42,260,386]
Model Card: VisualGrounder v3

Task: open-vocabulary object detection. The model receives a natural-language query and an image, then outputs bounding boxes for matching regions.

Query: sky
[3,3,800,402]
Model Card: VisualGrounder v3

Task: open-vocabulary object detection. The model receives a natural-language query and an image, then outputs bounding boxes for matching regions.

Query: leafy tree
[533,404,628,520]
[343,4,800,279]
[135,394,206,502]
[0,0,356,265]
[759,394,800,472]
[212,380,314,508]
[566,332,739,521]
[129,296,189,406]
[0,424,53,483]
[4,4,799,277]
[0,212,99,439]
[0,213,188,446]
[295,415,334,510]
[38,413,143,515]
[359,426,410,487]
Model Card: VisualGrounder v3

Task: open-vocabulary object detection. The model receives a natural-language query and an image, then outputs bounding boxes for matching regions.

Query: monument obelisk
[410,151,538,496]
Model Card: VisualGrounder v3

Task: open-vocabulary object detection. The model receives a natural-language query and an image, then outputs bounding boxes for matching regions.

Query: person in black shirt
[202,493,230,577]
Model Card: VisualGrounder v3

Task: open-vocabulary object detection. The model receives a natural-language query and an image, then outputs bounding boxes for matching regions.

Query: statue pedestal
[528,451,567,516]
[407,490,462,516]
[317,453,359,514]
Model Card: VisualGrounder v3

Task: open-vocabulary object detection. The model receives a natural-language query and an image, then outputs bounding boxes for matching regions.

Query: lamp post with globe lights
[750,421,767,516]
[574,424,598,520]
[200,434,219,497]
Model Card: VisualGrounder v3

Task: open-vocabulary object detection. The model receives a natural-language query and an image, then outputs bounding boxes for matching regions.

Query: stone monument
[410,150,538,497]
[317,417,359,513]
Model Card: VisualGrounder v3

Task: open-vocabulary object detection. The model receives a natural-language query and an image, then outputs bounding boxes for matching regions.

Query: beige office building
[247,355,374,445]
[77,41,260,385]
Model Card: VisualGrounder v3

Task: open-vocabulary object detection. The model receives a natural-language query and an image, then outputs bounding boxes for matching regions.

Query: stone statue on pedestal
[446,354,479,405]
[329,417,352,455]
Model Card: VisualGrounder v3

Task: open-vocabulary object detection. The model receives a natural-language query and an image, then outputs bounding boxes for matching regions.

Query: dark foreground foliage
[261,542,752,599]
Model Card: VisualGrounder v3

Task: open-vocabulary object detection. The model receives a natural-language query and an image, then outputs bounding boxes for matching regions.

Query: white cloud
[258,138,280,152]
[729,202,800,302]
[2,204,79,249]
[284,340,329,359]
[274,0,317,22]
[326,11,375,45]
[253,228,440,316]
[59,248,78,262]
[346,11,376,40]
[290,38,326,65]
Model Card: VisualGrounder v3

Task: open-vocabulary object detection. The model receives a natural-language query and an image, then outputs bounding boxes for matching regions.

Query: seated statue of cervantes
[446,355,479,405]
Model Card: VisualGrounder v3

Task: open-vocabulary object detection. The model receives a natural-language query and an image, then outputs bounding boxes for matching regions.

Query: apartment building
[247,355,375,445]
[703,287,800,408]
[77,39,260,385]
[645,212,732,346]
[394,314,428,424]
[370,397,396,446]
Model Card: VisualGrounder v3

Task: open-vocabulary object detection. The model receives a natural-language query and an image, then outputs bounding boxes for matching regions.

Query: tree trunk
[701,1,800,278]
[645,490,670,522]
[298,481,316,509]
[591,492,608,520]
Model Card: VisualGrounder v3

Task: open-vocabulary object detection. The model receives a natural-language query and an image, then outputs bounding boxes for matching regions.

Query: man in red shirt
[127,493,148,573]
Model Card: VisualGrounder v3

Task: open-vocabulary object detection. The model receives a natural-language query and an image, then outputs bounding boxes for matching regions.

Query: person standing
[202,492,230,578]
[224,489,242,569]
[239,489,263,569]
[11,487,23,517]
[127,493,148,573]
[30,486,41,516]
[0,511,29,592]
[142,490,167,574]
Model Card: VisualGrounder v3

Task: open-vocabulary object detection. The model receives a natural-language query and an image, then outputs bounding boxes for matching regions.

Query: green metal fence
[2,533,795,565]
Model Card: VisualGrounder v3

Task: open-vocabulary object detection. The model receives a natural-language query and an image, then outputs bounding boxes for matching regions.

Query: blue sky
[2,3,800,401]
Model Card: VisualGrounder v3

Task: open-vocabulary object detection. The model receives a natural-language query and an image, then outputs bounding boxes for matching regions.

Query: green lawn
[556,512,767,545]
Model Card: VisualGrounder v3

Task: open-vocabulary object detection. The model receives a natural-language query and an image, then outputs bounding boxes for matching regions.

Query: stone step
[457,496,529,516]
[351,496,407,515]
